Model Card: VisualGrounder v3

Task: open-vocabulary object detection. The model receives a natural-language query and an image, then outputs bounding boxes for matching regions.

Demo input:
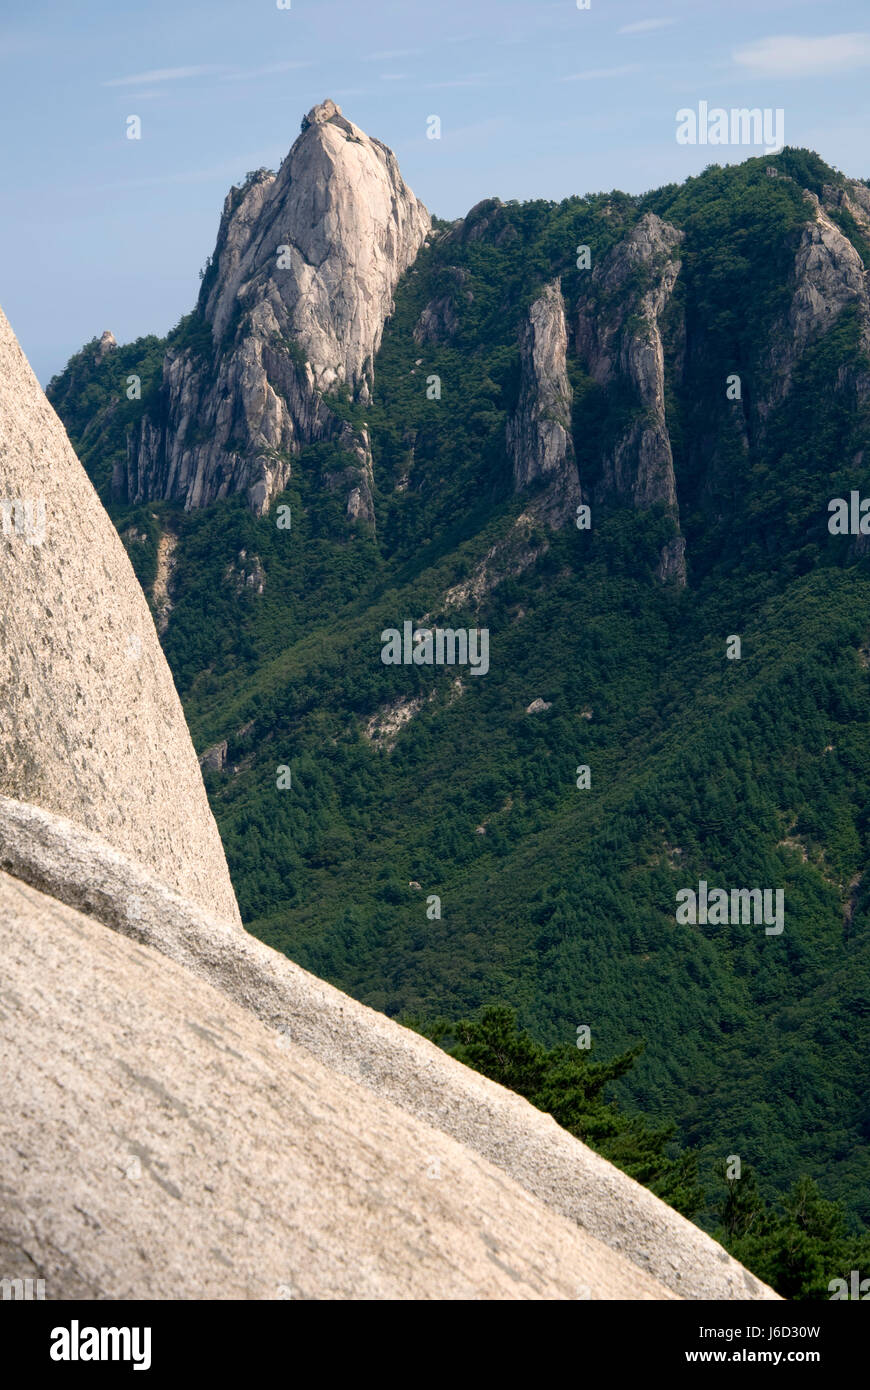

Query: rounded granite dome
[0,304,241,925]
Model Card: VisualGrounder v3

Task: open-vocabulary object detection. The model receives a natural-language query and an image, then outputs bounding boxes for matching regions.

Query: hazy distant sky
[2,0,869,383]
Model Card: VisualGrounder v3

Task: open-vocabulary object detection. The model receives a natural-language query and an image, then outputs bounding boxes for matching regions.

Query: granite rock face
[0,304,240,925]
[0,867,679,1301]
[0,794,778,1302]
[575,213,686,582]
[119,101,430,518]
[822,179,870,241]
[507,279,582,526]
[413,266,471,345]
[505,192,869,586]
[95,329,117,362]
[763,192,870,415]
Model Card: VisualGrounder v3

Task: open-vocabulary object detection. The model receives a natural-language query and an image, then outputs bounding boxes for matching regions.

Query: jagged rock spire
[119,101,430,517]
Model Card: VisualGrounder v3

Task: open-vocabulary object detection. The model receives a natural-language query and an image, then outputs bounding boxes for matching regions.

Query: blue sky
[2,0,870,384]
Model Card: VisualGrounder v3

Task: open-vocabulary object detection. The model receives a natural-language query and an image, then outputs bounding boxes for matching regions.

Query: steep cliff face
[507,279,582,527]
[575,213,686,582]
[0,304,241,925]
[822,178,870,240]
[763,191,870,415]
[118,100,430,517]
[413,266,471,346]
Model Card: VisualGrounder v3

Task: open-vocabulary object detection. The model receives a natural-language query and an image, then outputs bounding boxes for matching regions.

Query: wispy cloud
[619,18,675,35]
[221,61,312,81]
[103,65,221,88]
[104,60,313,89]
[561,64,642,82]
[380,74,408,82]
[733,32,870,78]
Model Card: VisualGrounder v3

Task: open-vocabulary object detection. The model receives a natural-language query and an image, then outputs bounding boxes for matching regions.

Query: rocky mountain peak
[96,329,117,361]
[119,101,430,517]
[301,97,342,128]
[202,96,429,393]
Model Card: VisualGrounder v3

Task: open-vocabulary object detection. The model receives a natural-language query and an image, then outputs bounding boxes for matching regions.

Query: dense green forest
[49,148,870,1298]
